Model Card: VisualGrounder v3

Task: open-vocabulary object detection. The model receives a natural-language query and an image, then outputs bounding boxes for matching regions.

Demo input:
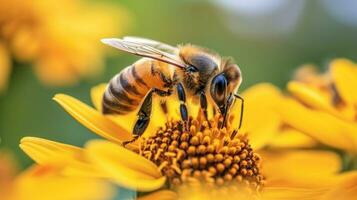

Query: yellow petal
[138,190,178,200]
[20,137,83,165]
[90,83,107,112]
[287,81,353,121]
[287,81,330,110]
[267,128,317,149]
[60,164,109,178]
[293,64,322,83]
[106,112,137,135]
[85,140,161,177]
[260,150,341,187]
[53,94,131,143]
[321,172,357,200]
[12,165,115,200]
[85,140,165,192]
[0,42,11,92]
[232,83,283,150]
[19,137,105,178]
[330,58,357,106]
[262,186,327,200]
[277,97,357,152]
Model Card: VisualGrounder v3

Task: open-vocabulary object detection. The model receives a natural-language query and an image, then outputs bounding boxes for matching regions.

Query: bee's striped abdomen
[103,66,146,114]
[130,65,150,90]
[102,58,168,115]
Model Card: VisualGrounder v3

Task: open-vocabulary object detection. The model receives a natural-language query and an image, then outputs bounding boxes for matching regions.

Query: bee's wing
[123,36,177,54]
[101,38,186,69]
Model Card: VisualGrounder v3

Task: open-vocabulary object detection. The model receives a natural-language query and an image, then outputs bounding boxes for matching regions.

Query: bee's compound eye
[210,74,227,106]
[187,65,198,73]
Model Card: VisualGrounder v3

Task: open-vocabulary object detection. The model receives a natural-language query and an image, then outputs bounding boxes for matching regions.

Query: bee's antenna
[234,94,244,129]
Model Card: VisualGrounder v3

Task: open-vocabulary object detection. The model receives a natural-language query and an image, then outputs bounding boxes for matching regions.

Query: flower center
[139,115,265,191]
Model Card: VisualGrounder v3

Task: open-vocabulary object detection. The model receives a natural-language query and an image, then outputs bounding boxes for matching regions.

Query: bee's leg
[220,93,234,129]
[122,135,139,146]
[132,88,171,134]
[233,94,244,129]
[199,91,210,126]
[153,88,172,97]
[177,83,189,128]
[124,88,173,146]
[230,129,238,140]
[124,90,154,146]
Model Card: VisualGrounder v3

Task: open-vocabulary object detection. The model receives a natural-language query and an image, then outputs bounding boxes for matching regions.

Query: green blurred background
[1,0,357,170]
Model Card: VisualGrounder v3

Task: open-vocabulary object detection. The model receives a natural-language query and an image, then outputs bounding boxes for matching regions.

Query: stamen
[139,116,265,191]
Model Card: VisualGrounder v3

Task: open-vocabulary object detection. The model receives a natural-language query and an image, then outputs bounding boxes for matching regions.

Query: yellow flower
[19,82,354,199]
[275,59,357,154]
[230,59,357,200]
[235,82,318,150]
[0,150,18,190]
[227,83,356,189]
[0,150,115,200]
[0,0,129,90]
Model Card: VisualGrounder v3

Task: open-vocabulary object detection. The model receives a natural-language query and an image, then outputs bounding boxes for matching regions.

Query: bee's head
[179,45,220,93]
[209,58,242,114]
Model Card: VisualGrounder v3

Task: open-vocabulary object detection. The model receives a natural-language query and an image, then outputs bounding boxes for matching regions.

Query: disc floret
[139,115,264,191]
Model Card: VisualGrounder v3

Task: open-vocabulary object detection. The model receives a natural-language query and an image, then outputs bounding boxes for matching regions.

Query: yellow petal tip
[20,136,38,143]
[52,93,68,101]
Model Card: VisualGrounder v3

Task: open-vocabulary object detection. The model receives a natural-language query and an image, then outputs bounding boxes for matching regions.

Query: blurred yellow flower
[19,83,354,199]
[235,83,318,150]
[275,59,357,154]
[0,151,18,190]
[0,150,115,200]
[0,0,129,90]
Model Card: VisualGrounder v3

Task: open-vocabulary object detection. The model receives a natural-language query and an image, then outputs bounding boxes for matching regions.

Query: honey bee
[101,37,244,144]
